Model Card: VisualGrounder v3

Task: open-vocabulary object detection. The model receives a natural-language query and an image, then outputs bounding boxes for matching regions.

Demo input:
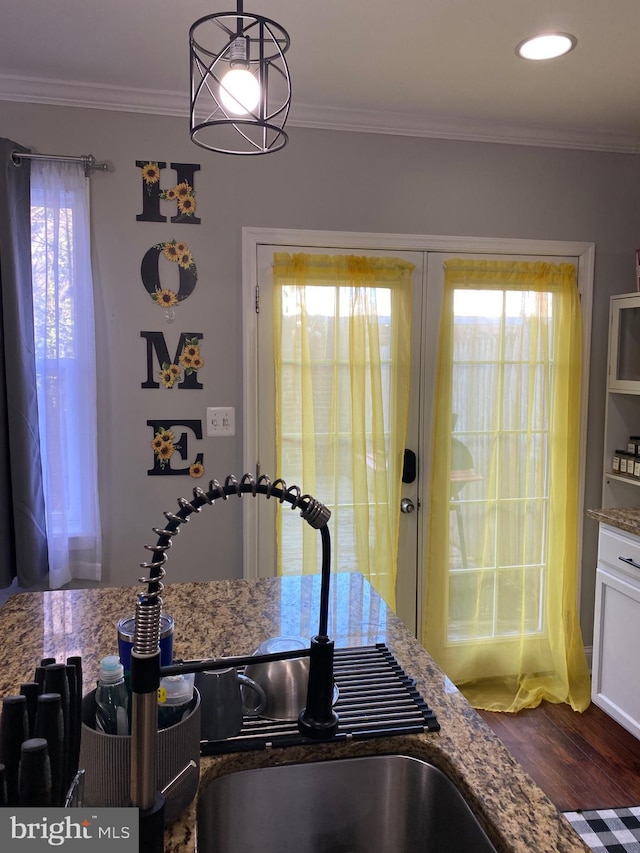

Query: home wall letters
[138,160,205,478]
[140,331,204,390]
[147,420,204,477]
[136,161,202,224]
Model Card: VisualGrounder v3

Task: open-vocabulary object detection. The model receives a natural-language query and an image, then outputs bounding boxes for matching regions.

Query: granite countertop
[587,506,640,536]
[0,573,588,853]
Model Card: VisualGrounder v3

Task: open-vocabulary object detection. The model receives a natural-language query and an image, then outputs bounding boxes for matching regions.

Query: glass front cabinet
[609,293,640,392]
[603,293,640,506]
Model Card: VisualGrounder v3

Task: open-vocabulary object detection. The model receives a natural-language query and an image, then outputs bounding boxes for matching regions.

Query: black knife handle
[34,693,64,806]
[20,682,40,738]
[43,664,71,790]
[0,695,28,805]
[18,738,52,806]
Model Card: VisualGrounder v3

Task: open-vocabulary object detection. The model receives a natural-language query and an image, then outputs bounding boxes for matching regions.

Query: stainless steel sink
[197,754,498,853]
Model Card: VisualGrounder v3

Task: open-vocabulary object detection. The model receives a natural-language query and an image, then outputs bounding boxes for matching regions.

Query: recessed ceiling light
[516,32,577,61]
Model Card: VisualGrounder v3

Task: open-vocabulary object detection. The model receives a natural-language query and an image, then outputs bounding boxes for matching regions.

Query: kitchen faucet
[130,474,338,852]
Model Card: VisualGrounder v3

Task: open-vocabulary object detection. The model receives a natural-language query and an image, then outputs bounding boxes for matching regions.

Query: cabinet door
[609,293,640,392]
[592,564,640,738]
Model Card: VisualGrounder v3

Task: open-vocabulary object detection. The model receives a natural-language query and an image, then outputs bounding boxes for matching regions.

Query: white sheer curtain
[30,161,101,588]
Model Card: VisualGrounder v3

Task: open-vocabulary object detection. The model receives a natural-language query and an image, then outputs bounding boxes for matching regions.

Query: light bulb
[516,33,576,61]
[220,67,260,115]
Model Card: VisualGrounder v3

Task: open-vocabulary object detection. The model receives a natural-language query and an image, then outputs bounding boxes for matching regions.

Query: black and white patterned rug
[563,807,640,852]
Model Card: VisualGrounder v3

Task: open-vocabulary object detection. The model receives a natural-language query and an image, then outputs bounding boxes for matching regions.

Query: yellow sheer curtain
[273,253,413,607]
[424,259,590,712]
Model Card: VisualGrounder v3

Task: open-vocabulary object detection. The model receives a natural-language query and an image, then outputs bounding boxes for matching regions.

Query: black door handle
[402,449,416,484]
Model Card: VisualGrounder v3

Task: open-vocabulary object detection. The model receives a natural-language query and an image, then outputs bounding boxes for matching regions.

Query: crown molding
[289,103,640,154]
[0,74,189,116]
[1,73,638,154]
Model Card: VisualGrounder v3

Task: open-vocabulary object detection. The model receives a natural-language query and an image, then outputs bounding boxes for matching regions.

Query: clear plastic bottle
[95,655,129,736]
[157,673,194,730]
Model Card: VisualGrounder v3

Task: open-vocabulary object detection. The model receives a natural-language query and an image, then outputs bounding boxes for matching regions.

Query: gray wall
[3,100,640,645]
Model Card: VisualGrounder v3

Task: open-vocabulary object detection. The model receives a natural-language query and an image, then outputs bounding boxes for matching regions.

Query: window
[448,288,553,642]
[30,161,101,589]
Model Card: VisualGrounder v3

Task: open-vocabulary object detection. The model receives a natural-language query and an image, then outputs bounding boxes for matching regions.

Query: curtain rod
[11,151,109,176]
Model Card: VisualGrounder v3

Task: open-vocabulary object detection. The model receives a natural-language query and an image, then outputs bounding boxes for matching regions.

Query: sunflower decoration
[160,180,197,217]
[177,248,194,270]
[159,362,182,389]
[141,162,161,189]
[175,181,193,199]
[163,241,180,262]
[153,239,196,275]
[152,288,179,309]
[179,337,204,375]
[178,194,196,216]
[189,461,205,479]
[151,427,180,469]
[190,352,204,371]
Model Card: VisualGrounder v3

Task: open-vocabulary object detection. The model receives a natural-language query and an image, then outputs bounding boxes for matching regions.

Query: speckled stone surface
[0,573,588,853]
[587,506,640,536]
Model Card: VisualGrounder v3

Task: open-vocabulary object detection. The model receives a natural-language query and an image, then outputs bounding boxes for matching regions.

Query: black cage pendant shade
[189,1,291,155]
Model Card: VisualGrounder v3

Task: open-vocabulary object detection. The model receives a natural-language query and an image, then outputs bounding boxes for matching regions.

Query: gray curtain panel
[0,138,48,587]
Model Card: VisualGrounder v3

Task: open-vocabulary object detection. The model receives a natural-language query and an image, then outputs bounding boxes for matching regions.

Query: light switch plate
[206,406,235,437]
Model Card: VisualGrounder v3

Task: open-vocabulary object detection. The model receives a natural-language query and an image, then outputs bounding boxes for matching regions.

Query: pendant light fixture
[189,1,291,155]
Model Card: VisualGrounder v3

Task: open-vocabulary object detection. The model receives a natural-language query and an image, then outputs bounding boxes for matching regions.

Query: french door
[242,230,594,640]
[251,243,424,632]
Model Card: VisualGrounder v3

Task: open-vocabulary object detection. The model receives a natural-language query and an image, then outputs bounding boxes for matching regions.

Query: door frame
[242,228,595,637]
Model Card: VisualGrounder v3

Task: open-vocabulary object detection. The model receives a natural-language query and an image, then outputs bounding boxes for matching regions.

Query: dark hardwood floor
[478,701,640,812]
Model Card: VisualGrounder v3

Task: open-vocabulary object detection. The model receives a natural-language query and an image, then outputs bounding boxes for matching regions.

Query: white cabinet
[602,293,640,508]
[592,295,640,736]
[608,292,640,392]
[592,524,640,738]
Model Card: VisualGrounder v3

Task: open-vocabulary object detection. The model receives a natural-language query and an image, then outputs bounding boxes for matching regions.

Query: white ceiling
[2,0,640,153]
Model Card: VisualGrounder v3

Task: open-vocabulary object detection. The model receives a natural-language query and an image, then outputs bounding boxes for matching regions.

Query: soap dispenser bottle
[95,656,129,736]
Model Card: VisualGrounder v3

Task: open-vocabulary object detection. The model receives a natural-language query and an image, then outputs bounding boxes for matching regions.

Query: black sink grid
[200,643,440,756]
